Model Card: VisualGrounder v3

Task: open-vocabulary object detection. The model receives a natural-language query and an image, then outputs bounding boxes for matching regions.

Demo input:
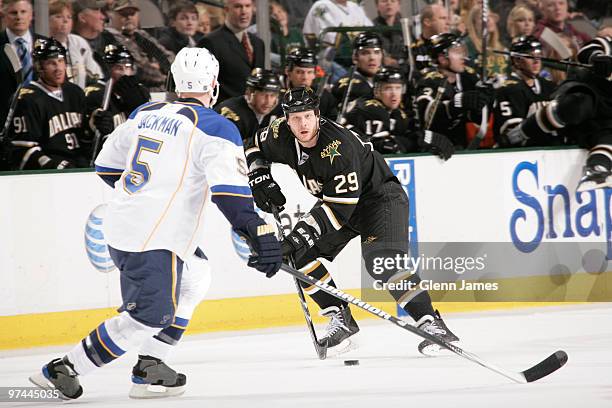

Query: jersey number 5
[124,136,163,194]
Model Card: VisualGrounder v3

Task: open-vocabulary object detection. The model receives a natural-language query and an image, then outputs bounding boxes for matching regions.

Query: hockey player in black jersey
[344,66,453,158]
[87,45,150,140]
[215,68,281,144]
[508,36,612,191]
[10,38,89,170]
[332,32,383,110]
[415,33,494,148]
[494,36,556,147]
[246,87,459,355]
[270,48,337,119]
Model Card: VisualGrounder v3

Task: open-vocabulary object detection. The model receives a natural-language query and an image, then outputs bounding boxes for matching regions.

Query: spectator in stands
[534,0,591,49]
[106,0,173,91]
[157,1,199,55]
[215,68,281,144]
[278,0,314,31]
[465,7,509,78]
[205,4,225,31]
[73,0,117,77]
[411,3,450,72]
[507,5,536,39]
[194,2,212,41]
[0,0,46,131]
[269,1,302,57]
[49,0,103,89]
[197,0,264,103]
[372,0,404,67]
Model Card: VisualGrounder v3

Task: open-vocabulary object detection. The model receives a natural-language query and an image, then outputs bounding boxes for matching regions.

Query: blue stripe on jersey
[128,101,168,120]
[97,322,126,357]
[175,102,243,147]
[210,184,252,197]
[176,107,197,124]
[174,316,189,328]
[95,165,123,174]
[95,165,123,188]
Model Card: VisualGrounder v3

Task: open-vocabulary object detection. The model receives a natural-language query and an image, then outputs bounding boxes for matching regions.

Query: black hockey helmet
[246,68,282,93]
[33,38,66,61]
[353,32,383,52]
[427,33,463,61]
[286,47,317,69]
[281,87,320,117]
[103,44,134,66]
[374,66,404,85]
[510,36,542,55]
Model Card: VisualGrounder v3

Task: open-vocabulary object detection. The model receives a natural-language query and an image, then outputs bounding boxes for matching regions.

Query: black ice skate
[29,357,83,400]
[416,310,460,356]
[576,164,612,192]
[130,355,187,399]
[319,305,360,355]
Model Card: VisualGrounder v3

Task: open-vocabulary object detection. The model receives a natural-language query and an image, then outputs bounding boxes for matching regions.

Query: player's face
[376,83,403,110]
[49,8,73,38]
[286,66,316,87]
[516,54,542,77]
[445,45,466,73]
[110,63,135,81]
[287,110,319,147]
[172,11,198,37]
[40,57,66,88]
[4,0,33,36]
[249,90,279,116]
[354,48,383,77]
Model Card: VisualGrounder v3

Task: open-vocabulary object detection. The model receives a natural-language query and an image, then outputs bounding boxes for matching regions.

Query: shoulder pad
[270,116,286,138]
[220,106,240,122]
[17,88,35,100]
[500,79,519,88]
[338,76,362,88]
[84,85,102,96]
[364,99,384,108]
[465,66,476,74]
[424,70,444,80]
[398,108,408,119]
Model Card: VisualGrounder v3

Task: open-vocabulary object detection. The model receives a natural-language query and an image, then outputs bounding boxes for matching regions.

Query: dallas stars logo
[220,107,240,122]
[321,140,342,164]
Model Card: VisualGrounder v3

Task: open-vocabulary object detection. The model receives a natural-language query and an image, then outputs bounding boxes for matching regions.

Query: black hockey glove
[281,218,320,261]
[591,55,612,79]
[505,124,529,146]
[40,156,74,170]
[370,131,401,154]
[456,87,494,113]
[113,75,151,114]
[92,109,115,135]
[418,130,454,160]
[236,219,282,278]
[248,167,286,213]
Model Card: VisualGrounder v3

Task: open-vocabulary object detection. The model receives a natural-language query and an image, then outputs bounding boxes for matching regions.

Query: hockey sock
[298,260,347,309]
[138,316,189,361]
[384,270,436,321]
[66,312,158,376]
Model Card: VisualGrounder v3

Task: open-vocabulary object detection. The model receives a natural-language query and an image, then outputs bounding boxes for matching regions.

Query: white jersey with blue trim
[95,100,252,260]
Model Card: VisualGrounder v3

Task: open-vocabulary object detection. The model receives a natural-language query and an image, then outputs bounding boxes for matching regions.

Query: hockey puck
[344,360,359,366]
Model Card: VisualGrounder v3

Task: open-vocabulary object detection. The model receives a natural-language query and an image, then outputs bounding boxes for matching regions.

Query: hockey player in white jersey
[29,47,282,400]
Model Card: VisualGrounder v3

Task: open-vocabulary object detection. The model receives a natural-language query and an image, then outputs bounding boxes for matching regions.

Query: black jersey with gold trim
[84,80,128,132]
[245,116,396,236]
[215,96,278,144]
[10,81,89,169]
[331,70,374,107]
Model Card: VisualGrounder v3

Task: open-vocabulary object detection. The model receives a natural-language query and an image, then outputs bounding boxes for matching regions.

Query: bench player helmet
[510,35,542,55]
[281,87,320,118]
[171,47,220,105]
[428,33,463,61]
[353,32,383,53]
[374,66,405,89]
[33,38,66,62]
[286,47,317,69]
[246,68,282,93]
[103,44,134,67]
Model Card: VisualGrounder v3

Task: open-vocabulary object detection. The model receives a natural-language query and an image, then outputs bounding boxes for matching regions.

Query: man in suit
[0,0,46,132]
[197,0,264,103]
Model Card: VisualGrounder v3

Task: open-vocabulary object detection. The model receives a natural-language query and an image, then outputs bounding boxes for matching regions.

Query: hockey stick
[237,232,568,383]
[400,17,416,84]
[492,50,591,69]
[89,78,114,166]
[279,262,567,383]
[466,0,490,150]
[271,207,327,360]
[336,65,356,124]
[0,44,23,142]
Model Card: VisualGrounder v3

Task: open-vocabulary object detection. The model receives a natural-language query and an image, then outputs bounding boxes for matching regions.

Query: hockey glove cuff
[237,219,282,278]
[418,130,454,160]
[281,219,320,260]
[113,75,151,114]
[248,167,286,213]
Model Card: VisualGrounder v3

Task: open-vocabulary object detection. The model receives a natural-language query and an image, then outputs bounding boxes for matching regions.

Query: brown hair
[49,0,73,16]
[168,1,198,22]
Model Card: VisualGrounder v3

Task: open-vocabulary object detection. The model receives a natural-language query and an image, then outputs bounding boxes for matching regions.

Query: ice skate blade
[325,334,360,358]
[129,383,186,399]
[29,372,71,401]
[419,340,460,357]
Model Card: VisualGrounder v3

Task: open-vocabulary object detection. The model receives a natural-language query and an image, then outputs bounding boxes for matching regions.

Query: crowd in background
[0,0,611,171]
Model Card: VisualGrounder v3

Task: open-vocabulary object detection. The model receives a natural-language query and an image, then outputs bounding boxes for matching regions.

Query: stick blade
[521,350,568,383]
[4,43,22,74]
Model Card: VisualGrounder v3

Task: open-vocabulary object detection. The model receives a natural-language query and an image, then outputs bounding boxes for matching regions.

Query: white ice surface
[1,304,611,408]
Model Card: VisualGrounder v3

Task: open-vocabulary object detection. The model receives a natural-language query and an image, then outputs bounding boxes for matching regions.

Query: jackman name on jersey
[137,114,182,136]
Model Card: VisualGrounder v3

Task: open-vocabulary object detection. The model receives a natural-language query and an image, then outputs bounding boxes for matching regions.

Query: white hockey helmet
[171,47,220,104]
